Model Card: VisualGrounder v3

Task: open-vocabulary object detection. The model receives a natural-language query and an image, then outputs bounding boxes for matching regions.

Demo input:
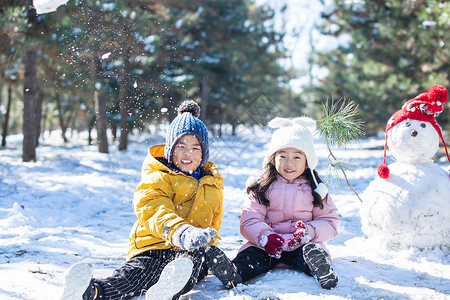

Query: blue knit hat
[164,100,209,166]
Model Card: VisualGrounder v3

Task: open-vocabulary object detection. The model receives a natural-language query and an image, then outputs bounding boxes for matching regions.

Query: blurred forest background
[1,0,449,161]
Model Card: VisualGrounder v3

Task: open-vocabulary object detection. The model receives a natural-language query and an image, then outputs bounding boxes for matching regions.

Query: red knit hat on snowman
[378,84,450,179]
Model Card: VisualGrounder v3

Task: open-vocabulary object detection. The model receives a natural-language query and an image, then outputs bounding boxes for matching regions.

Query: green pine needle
[325,159,357,190]
[325,161,342,191]
[318,98,365,148]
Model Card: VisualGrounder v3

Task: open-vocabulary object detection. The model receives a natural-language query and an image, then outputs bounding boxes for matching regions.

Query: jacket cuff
[171,224,190,248]
[258,230,273,247]
[306,224,316,240]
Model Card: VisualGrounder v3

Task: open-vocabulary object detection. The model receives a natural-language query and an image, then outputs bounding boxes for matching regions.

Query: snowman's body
[361,119,450,248]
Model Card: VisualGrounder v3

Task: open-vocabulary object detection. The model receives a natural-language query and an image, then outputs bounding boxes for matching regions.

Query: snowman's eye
[405,122,411,127]
[421,123,426,128]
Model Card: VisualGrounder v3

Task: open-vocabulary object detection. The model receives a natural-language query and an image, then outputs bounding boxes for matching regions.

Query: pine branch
[319,98,365,147]
[317,98,365,202]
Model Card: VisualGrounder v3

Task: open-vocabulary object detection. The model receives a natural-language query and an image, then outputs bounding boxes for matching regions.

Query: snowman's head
[377,85,450,179]
[387,119,439,164]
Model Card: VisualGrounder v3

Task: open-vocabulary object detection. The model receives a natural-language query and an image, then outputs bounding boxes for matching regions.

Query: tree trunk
[22,49,37,162]
[95,91,108,153]
[111,124,117,140]
[92,55,108,153]
[119,50,131,151]
[35,88,44,147]
[200,78,209,121]
[87,112,95,145]
[228,107,238,136]
[56,93,68,143]
[0,82,2,116]
[1,80,13,148]
[0,81,3,143]
[88,120,94,145]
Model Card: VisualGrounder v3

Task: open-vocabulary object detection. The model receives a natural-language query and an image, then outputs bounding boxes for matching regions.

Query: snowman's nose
[411,130,418,137]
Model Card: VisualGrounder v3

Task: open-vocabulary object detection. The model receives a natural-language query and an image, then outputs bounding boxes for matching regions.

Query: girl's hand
[293,220,309,239]
[284,221,311,251]
[260,233,284,258]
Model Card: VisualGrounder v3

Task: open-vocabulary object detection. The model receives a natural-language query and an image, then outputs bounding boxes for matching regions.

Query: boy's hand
[177,226,217,251]
[260,233,284,259]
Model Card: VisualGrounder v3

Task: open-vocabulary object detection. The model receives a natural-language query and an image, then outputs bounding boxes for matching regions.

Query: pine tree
[309,0,450,134]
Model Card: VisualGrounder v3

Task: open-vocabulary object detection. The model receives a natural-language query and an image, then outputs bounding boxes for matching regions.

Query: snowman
[361,85,450,249]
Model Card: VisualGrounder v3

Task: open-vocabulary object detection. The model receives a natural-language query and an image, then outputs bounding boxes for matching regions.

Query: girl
[232,116,340,289]
[60,101,233,300]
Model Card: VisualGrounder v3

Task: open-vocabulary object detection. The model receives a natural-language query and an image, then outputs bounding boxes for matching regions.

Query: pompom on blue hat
[164,100,209,166]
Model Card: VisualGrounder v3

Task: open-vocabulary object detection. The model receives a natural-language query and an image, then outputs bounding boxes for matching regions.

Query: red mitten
[260,233,284,258]
[293,220,308,238]
[285,221,311,251]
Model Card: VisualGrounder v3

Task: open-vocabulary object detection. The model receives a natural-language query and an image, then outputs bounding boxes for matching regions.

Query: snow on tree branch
[33,0,69,14]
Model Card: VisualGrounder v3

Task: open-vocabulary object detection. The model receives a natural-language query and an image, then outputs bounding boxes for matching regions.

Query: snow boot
[205,245,242,289]
[145,257,193,300]
[60,262,96,300]
[302,243,338,289]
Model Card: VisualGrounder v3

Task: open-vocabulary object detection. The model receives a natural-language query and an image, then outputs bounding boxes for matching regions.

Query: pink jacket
[239,175,340,255]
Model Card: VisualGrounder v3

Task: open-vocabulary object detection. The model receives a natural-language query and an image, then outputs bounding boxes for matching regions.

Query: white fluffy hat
[263,116,318,169]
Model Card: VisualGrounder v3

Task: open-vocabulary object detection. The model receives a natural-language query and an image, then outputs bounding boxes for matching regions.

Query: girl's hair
[247,155,327,209]
[247,161,278,207]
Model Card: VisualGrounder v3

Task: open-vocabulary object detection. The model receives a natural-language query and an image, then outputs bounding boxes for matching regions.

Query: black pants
[93,248,207,300]
[231,246,311,283]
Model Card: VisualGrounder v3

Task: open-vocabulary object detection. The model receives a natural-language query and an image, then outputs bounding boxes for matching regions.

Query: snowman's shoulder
[362,162,450,199]
[391,162,449,177]
[426,162,450,175]
[387,161,445,176]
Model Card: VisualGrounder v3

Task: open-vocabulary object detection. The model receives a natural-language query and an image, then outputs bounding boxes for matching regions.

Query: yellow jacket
[127,144,224,260]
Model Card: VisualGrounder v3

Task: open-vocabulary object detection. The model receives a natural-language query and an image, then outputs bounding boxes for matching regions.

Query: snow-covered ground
[0,128,449,300]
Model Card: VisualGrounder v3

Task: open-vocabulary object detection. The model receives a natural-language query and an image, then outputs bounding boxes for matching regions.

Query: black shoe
[302,243,338,289]
[205,246,243,289]
[82,280,98,300]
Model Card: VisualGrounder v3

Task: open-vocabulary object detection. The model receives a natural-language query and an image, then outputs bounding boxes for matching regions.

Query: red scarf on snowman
[378,85,450,178]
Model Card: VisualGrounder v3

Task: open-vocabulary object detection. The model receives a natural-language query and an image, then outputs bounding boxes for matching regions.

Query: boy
[60,100,241,300]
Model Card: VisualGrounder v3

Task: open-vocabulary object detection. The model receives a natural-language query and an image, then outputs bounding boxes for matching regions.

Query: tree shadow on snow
[333,255,450,299]
[180,254,449,299]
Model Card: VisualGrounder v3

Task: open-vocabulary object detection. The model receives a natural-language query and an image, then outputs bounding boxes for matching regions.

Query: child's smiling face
[273,147,307,181]
[172,134,203,173]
